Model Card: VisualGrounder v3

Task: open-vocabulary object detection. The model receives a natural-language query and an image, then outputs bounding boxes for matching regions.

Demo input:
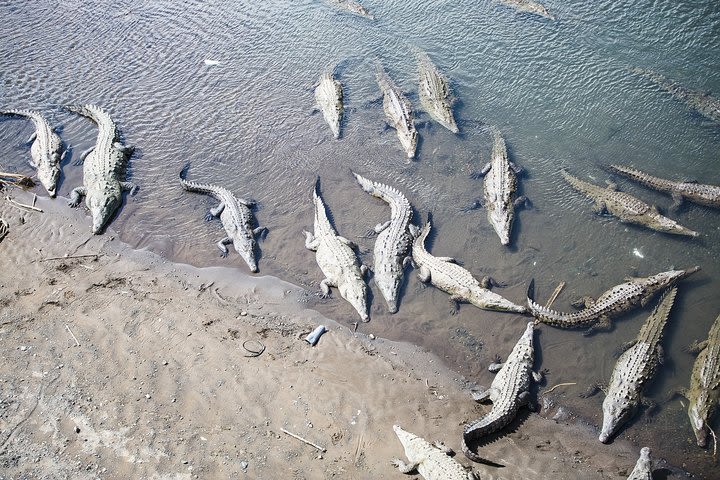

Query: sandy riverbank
[0,190,683,479]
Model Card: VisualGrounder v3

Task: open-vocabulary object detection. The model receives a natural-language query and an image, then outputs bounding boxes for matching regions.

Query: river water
[2,0,719,475]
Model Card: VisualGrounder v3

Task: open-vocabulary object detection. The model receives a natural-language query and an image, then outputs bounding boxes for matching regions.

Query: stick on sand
[280,428,326,452]
[65,325,80,346]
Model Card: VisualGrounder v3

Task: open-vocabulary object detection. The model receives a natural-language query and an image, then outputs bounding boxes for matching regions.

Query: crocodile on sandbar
[65,104,136,234]
[527,266,699,334]
[469,127,527,246]
[179,165,266,273]
[409,220,527,314]
[632,67,720,124]
[314,68,344,139]
[500,0,555,20]
[304,180,369,322]
[587,288,677,443]
[607,164,720,210]
[353,172,413,313]
[561,170,699,237]
[0,109,64,197]
[376,63,418,160]
[627,447,653,480]
[392,425,478,479]
[328,0,374,19]
[462,322,543,462]
[416,49,458,134]
[680,312,720,448]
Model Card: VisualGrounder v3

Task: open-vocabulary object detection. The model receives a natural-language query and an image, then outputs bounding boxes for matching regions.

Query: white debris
[203,59,221,66]
[632,248,644,259]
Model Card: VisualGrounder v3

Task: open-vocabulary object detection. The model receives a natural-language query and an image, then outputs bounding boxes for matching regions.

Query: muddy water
[1,0,719,475]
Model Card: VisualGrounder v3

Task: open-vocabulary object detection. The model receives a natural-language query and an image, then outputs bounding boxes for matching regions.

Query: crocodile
[627,447,653,480]
[527,266,699,334]
[353,172,413,313]
[376,64,418,160]
[179,165,266,273]
[392,425,478,479]
[314,69,343,139]
[607,164,720,210]
[65,105,136,234]
[416,50,458,134]
[0,109,64,197]
[304,180,369,322]
[680,312,720,447]
[470,128,527,246]
[500,0,555,20]
[409,220,527,314]
[462,322,542,462]
[632,67,720,123]
[593,287,677,443]
[561,170,699,237]
[328,0,374,19]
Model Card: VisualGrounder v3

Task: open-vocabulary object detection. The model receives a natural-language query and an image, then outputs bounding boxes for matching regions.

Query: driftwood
[0,171,34,189]
[0,219,8,243]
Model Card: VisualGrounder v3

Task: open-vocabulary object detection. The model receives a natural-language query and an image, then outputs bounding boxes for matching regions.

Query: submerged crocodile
[632,67,720,123]
[592,288,677,443]
[416,50,458,134]
[376,64,418,159]
[462,322,542,462]
[680,312,720,447]
[470,128,527,246]
[409,220,527,314]
[66,105,136,234]
[561,170,699,237]
[392,425,478,479]
[304,181,369,322]
[627,447,653,480]
[608,164,720,210]
[179,165,266,273]
[500,0,554,20]
[353,172,413,313]
[0,109,64,197]
[527,266,699,334]
[328,0,374,19]
[314,69,343,139]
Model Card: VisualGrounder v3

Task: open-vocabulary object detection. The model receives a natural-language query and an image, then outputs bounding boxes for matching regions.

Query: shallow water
[1,0,719,475]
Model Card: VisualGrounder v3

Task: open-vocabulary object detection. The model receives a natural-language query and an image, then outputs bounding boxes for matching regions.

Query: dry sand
[0,190,687,479]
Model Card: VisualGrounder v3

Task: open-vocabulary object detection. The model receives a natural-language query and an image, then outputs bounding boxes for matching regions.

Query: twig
[38,253,100,262]
[198,281,214,292]
[32,193,36,208]
[544,281,566,308]
[65,324,80,346]
[543,382,576,395]
[212,287,229,304]
[242,339,265,357]
[710,424,717,460]
[280,428,326,452]
[5,196,43,212]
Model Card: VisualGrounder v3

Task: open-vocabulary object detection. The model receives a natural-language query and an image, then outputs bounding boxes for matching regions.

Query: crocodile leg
[303,231,319,251]
[571,296,595,309]
[120,181,139,195]
[417,266,431,283]
[513,195,530,208]
[206,202,225,221]
[374,220,391,233]
[337,235,357,249]
[686,339,708,354]
[470,162,492,179]
[360,265,369,276]
[113,141,134,154]
[253,226,268,239]
[509,161,524,175]
[74,146,94,165]
[391,459,418,474]
[432,440,454,455]
[26,131,37,144]
[471,388,492,403]
[236,197,257,208]
[670,192,684,212]
[461,198,484,212]
[217,236,232,257]
[583,315,612,336]
[437,256,457,263]
[319,278,336,298]
[480,276,505,288]
[68,186,87,207]
[593,201,607,215]
[579,383,603,398]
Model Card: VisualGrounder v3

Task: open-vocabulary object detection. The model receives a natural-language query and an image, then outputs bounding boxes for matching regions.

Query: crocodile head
[599,395,634,443]
[647,211,699,237]
[398,129,418,160]
[489,206,513,246]
[338,279,369,322]
[375,271,401,313]
[37,152,61,197]
[641,266,700,303]
[233,237,258,273]
[689,399,709,447]
[88,190,121,234]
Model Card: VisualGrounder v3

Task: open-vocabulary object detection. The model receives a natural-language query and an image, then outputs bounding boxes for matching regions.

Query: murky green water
[2,0,719,475]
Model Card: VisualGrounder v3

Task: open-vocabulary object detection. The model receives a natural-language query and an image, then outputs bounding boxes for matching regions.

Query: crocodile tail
[312,178,334,233]
[526,279,567,324]
[0,109,40,120]
[178,165,221,197]
[65,104,113,126]
[608,164,675,192]
[461,430,506,467]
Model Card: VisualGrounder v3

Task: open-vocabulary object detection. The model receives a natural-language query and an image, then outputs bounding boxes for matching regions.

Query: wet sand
[0,190,688,479]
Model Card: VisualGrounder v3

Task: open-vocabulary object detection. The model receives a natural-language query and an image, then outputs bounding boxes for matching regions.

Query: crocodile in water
[561,170,699,237]
[314,69,343,139]
[304,180,369,322]
[416,49,458,134]
[681,312,720,447]
[607,164,720,210]
[591,287,677,443]
[66,105,136,234]
[527,266,699,334]
[392,425,478,479]
[500,0,554,20]
[328,0,374,19]
[179,165,266,273]
[353,172,413,313]
[632,67,720,123]
[409,220,527,314]
[462,322,542,462]
[1,109,64,197]
[627,447,653,480]
[376,64,418,159]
